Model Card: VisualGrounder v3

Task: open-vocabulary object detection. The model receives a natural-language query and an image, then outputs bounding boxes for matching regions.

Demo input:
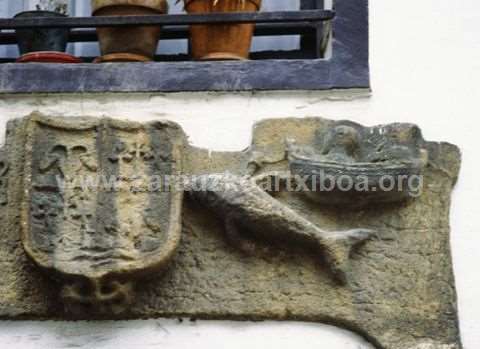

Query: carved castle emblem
[21,117,185,314]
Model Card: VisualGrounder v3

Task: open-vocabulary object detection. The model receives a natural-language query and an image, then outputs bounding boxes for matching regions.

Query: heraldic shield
[20,116,185,316]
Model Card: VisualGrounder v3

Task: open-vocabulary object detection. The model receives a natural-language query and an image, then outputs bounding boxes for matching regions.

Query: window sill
[0,58,369,93]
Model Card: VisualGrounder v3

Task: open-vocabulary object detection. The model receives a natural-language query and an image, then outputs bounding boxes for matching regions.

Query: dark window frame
[0,0,369,93]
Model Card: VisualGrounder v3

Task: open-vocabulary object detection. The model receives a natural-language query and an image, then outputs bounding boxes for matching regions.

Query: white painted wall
[0,0,479,348]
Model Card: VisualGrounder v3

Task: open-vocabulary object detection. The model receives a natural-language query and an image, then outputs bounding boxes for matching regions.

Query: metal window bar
[0,7,334,62]
[0,0,369,93]
[0,10,335,28]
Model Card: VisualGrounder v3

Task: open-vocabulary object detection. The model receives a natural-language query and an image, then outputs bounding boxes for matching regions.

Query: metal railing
[0,10,335,60]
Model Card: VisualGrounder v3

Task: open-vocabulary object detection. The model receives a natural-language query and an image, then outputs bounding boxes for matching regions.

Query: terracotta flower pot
[16,52,82,64]
[185,0,262,60]
[91,0,168,62]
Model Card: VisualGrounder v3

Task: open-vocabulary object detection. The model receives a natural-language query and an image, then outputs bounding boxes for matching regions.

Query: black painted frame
[0,0,369,93]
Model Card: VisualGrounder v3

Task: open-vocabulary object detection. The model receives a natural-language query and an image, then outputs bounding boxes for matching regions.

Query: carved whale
[186,173,374,284]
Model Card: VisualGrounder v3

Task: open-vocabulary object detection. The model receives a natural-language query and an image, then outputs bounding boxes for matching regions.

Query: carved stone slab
[0,114,462,349]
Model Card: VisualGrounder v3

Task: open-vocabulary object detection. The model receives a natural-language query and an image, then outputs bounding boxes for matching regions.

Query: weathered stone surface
[0,114,462,349]
[21,116,185,315]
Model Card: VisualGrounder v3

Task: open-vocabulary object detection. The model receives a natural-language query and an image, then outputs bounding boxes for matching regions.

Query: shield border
[21,115,185,282]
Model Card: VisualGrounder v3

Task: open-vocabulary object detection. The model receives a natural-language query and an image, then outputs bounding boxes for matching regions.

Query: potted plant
[182,0,262,60]
[91,0,169,63]
[15,0,80,63]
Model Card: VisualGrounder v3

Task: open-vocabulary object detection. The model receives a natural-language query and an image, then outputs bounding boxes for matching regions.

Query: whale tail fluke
[321,229,375,284]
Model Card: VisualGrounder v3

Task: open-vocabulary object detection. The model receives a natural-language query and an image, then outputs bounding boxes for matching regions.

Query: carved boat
[289,152,427,205]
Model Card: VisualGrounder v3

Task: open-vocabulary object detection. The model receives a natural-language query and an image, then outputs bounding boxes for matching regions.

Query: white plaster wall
[0,0,479,348]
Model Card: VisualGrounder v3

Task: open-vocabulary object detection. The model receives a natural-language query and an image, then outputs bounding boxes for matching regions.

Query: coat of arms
[21,116,185,315]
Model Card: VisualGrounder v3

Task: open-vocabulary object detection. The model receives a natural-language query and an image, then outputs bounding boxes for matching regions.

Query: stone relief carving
[186,174,374,284]
[0,148,8,206]
[21,117,185,315]
[0,114,462,349]
[287,122,429,206]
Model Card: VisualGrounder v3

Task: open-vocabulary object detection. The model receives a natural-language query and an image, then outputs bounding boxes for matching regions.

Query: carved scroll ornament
[0,114,462,349]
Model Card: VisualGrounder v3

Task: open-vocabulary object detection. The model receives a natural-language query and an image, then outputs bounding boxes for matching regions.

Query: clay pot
[185,0,262,60]
[15,11,70,55]
[16,52,82,64]
[91,0,168,62]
